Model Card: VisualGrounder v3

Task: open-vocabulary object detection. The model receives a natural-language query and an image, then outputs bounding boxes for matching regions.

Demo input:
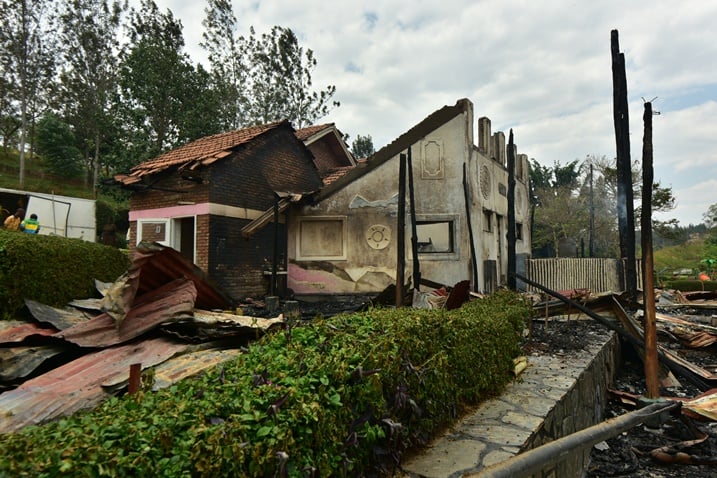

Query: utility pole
[611,29,637,303]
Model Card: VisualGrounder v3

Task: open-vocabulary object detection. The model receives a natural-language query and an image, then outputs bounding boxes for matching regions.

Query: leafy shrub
[0,290,528,476]
[0,230,130,317]
[662,280,717,292]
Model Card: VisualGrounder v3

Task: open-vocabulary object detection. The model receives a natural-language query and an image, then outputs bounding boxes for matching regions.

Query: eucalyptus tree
[201,0,339,129]
[200,0,246,129]
[351,134,375,159]
[118,0,221,164]
[530,156,677,258]
[57,0,126,194]
[0,0,57,187]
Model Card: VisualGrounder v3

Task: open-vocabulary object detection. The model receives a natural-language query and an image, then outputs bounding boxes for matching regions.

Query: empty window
[483,210,493,232]
[516,222,523,240]
[416,220,454,253]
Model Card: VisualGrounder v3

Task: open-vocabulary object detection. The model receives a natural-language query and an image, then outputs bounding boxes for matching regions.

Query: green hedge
[0,290,528,477]
[0,230,130,318]
[661,279,717,292]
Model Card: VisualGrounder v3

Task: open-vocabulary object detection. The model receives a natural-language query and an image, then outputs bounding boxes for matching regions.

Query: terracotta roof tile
[294,123,333,141]
[120,121,287,183]
[321,166,355,186]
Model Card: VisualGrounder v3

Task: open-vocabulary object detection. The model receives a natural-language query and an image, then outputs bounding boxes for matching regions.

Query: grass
[0,150,96,199]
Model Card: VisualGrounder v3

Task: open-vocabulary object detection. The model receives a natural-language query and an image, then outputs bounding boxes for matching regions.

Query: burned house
[115,121,333,299]
[118,99,531,302]
[287,98,532,296]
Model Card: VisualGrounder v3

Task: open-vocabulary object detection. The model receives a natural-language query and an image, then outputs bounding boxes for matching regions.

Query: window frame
[414,214,460,261]
[296,216,348,261]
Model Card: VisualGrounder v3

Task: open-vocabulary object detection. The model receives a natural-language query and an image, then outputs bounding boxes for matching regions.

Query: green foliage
[201,0,339,129]
[653,239,709,274]
[0,291,529,476]
[351,134,375,159]
[661,280,717,292]
[35,113,84,178]
[0,230,130,317]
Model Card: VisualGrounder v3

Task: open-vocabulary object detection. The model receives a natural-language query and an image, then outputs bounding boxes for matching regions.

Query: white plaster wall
[287,102,532,296]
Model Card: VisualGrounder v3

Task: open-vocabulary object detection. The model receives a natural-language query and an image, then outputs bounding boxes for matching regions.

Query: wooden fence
[525,258,643,294]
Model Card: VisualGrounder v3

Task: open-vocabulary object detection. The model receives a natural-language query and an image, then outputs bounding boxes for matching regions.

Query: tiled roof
[118,121,288,184]
[294,123,333,141]
[321,165,355,186]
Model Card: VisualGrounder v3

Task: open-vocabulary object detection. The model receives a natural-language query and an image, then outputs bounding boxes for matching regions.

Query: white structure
[0,187,96,241]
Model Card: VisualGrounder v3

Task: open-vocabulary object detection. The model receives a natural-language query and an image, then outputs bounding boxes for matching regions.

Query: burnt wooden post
[611,29,637,303]
[641,101,659,398]
[407,146,421,290]
[271,198,279,296]
[396,153,407,307]
[463,163,479,291]
[507,130,516,290]
[128,363,141,395]
[589,163,595,257]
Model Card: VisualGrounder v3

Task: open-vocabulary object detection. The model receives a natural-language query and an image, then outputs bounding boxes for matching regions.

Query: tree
[351,134,375,158]
[35,113,83,178]
[529,155,677,258]
[200,0,246,130]
[57,0,126,194]
[201,2,339,129]
[530,159,588,257]
[0,0,57,187]
[118,0,222,163]
[703,203,717,229]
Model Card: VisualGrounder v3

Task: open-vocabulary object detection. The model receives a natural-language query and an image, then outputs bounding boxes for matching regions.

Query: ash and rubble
[527,289,717,478]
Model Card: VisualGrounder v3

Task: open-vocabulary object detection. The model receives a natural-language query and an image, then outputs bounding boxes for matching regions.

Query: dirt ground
[527,316,717,477]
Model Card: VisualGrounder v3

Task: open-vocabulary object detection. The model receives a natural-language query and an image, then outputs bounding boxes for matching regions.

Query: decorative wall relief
[480,165,491,199]
[421,140,444,179]
[366,224,391,250]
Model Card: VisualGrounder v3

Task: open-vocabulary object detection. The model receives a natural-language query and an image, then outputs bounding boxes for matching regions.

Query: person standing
[20,213,40,234]
[3,208,25,231]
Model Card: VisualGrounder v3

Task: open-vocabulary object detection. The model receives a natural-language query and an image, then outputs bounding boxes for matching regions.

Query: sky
[145,0,717,226]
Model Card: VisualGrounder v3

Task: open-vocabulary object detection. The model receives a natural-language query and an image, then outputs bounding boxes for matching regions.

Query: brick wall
[208,215,285,299]
[126,124,317,300]
[210,126,322,211]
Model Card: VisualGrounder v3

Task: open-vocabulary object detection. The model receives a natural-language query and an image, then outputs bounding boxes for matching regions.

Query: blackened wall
[209,215,285,299]
[210,125,322,211]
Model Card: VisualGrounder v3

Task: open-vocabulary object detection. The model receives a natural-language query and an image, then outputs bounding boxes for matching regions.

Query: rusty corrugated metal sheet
[150,348,242,391]
[128,243,232,310]
[527,258,644,294]
[25,299,94,330]
[0,321,57,344]
[0,337,188,433]
[0,345,67,382]
[683,389,717,421]
[55,278,196,348]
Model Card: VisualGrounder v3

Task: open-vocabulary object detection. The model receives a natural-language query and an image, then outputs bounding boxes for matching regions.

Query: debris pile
[0,243,284,434]
[523,278,717,477]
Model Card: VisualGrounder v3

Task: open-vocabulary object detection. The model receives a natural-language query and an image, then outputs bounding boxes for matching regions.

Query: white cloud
[143,0,717,225]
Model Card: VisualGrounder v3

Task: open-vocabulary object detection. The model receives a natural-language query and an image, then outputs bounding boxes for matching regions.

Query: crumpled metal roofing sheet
[150,347,242,391]
[0,337,188,433]
[0,321,57,344]
[54,278,196,348]
[0,345,67,382]
[128,243,232,311]
[24,299,94,330]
